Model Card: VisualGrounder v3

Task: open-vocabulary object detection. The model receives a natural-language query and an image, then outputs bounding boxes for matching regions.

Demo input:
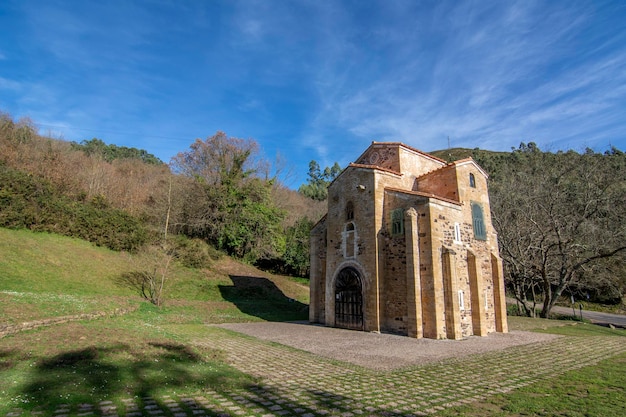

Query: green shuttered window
[471,202,486,241]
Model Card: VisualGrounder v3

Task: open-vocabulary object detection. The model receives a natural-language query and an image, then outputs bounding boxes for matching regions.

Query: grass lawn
[0,228,308,414]
[436,351,626,417]
[1,228,624,416]
[0,308,258,413]
[434,317,626,416]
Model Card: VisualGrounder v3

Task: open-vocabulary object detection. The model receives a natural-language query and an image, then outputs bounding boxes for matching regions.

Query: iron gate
[335,267,363,330]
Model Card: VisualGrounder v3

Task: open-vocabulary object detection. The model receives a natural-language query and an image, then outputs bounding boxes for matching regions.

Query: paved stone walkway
[5,329,625,417]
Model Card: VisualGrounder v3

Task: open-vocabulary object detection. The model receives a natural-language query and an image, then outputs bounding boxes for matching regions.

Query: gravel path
[217,322,558,370]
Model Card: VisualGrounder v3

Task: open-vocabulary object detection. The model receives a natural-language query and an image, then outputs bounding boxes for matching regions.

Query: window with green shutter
[471,202,486,240]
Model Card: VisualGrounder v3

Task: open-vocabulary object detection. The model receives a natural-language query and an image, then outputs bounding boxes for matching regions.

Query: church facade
[309,142,508,339]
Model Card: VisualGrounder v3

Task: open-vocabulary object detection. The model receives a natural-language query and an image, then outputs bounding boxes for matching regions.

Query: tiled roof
[385,187,462,206]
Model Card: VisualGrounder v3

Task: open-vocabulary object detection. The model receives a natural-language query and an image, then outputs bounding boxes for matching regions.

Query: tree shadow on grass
[0,348,19,371]
[13,343,437,416]
[219,275,308,322]
[16,341,254,414]
[229,385,415,417]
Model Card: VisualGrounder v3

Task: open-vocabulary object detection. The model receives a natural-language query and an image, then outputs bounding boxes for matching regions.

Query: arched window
[469,173,476,188]
[346,201,354,221]
[344,222,356,258]
[391,208,404,236]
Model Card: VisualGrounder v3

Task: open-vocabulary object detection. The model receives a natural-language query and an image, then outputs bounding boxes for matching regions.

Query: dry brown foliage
[0,113,172,224]
[0,113,324,237]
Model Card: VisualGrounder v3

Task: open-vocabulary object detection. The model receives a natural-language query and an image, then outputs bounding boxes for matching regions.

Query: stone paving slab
[215,322,559,370]
[4,328,625,417]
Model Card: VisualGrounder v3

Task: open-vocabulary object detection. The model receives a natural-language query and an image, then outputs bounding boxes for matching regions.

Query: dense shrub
[256,217,313,277]
[170,235,221,269]
[0,164,148,251]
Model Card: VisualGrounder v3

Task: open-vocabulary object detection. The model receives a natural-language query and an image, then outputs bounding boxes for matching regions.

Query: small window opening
[454,222,462,243]
[469,173,476,188]
[346,201,354,221]
[391,208,404,236]
[344,222,356,258]
[458,290,465,310]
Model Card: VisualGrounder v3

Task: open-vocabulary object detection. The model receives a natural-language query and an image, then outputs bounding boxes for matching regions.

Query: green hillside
[0,227,309,326]
[429,146,511,165]
[0,227,311,413]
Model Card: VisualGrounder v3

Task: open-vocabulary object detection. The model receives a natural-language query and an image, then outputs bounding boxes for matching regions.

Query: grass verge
[435,319,626,416]
[436,351,626,417]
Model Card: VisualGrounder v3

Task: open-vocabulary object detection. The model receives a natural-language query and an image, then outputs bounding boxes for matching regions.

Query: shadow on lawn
[15,344,442,415]
[219,275,308,322]
[0,348,18,371]
[18,342,251,413]
[232,385,412,417]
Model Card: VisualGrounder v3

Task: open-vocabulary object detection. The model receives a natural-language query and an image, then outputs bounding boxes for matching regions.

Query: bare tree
[115,175,174,307]
[170,131,260,186]
[117,246,172,307]
[490,146,626,317]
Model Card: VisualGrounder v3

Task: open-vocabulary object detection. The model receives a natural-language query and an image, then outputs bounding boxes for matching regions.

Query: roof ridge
[370,141,448,164]
[385,187,462,205]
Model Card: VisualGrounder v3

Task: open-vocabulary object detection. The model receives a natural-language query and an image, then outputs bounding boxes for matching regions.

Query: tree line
[2,112,624,315]
[0,113,324,282]
[435,144,626,317]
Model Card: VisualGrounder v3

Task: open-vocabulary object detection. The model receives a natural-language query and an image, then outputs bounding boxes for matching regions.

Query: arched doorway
[334,267,363,330]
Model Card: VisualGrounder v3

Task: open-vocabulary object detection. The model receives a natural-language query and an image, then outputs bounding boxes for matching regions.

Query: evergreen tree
[298,160,342,201]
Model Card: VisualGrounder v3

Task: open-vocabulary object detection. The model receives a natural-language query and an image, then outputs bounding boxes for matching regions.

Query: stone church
[309,142,508,339]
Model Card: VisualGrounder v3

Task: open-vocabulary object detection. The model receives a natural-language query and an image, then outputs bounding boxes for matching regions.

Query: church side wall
[430,202,474,337]
[380,192,411,334]
[380,192,477,339]
[379,190,475,338]
[309,218,327,323]
[455,164,504,334]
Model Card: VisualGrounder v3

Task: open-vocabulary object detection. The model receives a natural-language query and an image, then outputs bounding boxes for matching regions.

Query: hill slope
[0,228,309,326]
[429,147,510,163]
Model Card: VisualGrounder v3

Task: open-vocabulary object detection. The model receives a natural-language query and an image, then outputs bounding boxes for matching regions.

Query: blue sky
[1,1,625,187]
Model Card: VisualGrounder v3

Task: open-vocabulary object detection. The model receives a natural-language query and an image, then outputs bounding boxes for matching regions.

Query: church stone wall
[398,146,446,189]
[380,192,411,334]
[310,142,508,340]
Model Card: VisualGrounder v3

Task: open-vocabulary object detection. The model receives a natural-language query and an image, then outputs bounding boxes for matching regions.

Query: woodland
[432,145,626,317]
[1,113,625,316]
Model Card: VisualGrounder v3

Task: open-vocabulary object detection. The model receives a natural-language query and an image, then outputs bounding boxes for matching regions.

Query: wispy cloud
[0,77,21,91]
[291,0,626,159]
[1,0,625,184]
